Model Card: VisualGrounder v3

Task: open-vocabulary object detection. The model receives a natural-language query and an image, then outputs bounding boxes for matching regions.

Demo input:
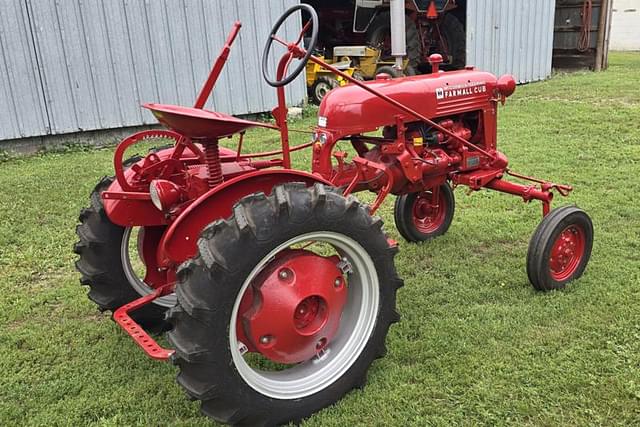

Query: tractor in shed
[74,4,593,425]
[303,0,466,73]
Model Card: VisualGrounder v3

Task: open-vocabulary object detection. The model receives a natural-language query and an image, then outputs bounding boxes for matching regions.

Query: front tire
[394,183,455,242]
[166,183,402,425]
[527,206,593,291]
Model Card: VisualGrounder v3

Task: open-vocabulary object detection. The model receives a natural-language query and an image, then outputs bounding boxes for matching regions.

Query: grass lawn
[1,52,639,426]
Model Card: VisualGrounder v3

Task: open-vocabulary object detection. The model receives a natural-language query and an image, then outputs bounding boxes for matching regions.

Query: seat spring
[204,140,223,188]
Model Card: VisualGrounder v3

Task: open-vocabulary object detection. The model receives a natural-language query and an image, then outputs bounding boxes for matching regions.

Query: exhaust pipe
[389,0,406,70]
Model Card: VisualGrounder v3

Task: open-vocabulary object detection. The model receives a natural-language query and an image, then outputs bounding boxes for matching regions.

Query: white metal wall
[0,0,303,141]
[610,0,640,50]
[466,0,556,83]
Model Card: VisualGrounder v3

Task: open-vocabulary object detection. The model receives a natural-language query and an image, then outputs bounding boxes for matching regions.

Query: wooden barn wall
[0,0,304,141]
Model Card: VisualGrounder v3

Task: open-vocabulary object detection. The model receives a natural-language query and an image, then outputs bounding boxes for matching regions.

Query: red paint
[412,187,447,233]
[144,104,277,140]
[157,169,331,267]
[113,283,176,360]
[239,250,347,364]
[427,1,439,19]
[549,226,586,281]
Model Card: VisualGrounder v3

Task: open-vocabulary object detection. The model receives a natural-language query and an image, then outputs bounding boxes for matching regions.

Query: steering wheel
[262,4,319,88]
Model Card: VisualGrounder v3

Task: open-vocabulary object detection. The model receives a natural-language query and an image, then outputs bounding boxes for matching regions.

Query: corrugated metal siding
[0,1,49,139]
[0,0,303,141]
[466,0,555,83]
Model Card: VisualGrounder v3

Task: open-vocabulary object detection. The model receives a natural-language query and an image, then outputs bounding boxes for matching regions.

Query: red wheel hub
[412,189,446,233]
[239,250,348,364]
[549,225,586,281]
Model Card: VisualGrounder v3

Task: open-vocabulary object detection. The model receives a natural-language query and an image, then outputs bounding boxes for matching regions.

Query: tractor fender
[157,169,332,267]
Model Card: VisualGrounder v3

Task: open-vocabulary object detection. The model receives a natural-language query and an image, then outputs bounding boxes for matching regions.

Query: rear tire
[74,175,171,332]
[438,13,466,70]
[527,206,593,291]
[166,183,402,426]
[367,11,421,70]
[375,65,403,78]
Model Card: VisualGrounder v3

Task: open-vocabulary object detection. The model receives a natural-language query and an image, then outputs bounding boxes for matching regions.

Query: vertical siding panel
[29,0,83,133]
[123,0,158,124]
[466,0,554,84]
[183,0,208,107]
[146,2,179,104]
[103,2,142,125]
[80,0,121,129]
[202,0,229,112]
[2,0,304,141]
[165,0,196,106]
[0,1,48,139]
[233,1,254,114]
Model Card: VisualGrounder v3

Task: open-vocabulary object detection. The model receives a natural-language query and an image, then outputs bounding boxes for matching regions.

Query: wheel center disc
[549,226,585,280]
[294,295,327,334]
[413,191,445,232]
[241,249,347,364]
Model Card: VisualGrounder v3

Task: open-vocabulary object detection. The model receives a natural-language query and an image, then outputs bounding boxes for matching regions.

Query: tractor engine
[357,116,475,194]
[312,60,516,196]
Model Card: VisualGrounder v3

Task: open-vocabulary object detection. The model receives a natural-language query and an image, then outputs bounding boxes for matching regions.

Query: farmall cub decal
[436,81,487,100]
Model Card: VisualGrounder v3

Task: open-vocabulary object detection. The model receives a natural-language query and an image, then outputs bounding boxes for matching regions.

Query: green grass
[1,52,639,426]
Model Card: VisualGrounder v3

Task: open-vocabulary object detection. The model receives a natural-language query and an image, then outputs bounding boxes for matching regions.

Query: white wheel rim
[315,82,331,100]
[121,227,176,308]
[229,231,380,400]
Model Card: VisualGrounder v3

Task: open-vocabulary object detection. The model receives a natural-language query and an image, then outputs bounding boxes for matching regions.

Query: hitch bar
[113,283,176,361]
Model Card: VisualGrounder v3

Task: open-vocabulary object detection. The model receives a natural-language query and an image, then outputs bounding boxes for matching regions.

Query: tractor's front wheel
[394,183,455,242]
[166,183,402,425]
[527,206,593,291]
[74,176,172,332]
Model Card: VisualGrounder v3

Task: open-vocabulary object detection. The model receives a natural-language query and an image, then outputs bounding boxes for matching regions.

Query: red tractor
[75,5,593,426]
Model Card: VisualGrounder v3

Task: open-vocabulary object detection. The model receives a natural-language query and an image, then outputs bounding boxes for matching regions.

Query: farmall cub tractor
[74,5,593,426]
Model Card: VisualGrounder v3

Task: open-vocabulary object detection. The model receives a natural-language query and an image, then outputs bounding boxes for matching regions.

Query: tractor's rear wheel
[394,183,455,242]
[527,206,593,291]
[367,11,421,71]
[438,14,466,70]
[166,183,402,426]
[74,176,172,332]
[375,65,403,78]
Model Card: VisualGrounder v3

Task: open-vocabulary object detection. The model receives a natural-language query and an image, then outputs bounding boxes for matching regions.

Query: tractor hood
[317,69,509,137]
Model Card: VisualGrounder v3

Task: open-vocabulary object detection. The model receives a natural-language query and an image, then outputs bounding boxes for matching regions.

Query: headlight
[149,179,181,211]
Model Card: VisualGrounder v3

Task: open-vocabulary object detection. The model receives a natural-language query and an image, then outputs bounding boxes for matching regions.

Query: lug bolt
[278,268,292,281]
[334,277,343,288]
[260,335,272,345]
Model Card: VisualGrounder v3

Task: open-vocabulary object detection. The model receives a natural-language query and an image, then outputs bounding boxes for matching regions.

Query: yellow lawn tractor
[306,45,410,104]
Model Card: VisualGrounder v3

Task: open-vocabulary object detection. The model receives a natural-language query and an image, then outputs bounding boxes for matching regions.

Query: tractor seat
[144,103,278,140]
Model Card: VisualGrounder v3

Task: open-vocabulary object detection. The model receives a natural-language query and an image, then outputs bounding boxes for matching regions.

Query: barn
[0,0,611,147]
